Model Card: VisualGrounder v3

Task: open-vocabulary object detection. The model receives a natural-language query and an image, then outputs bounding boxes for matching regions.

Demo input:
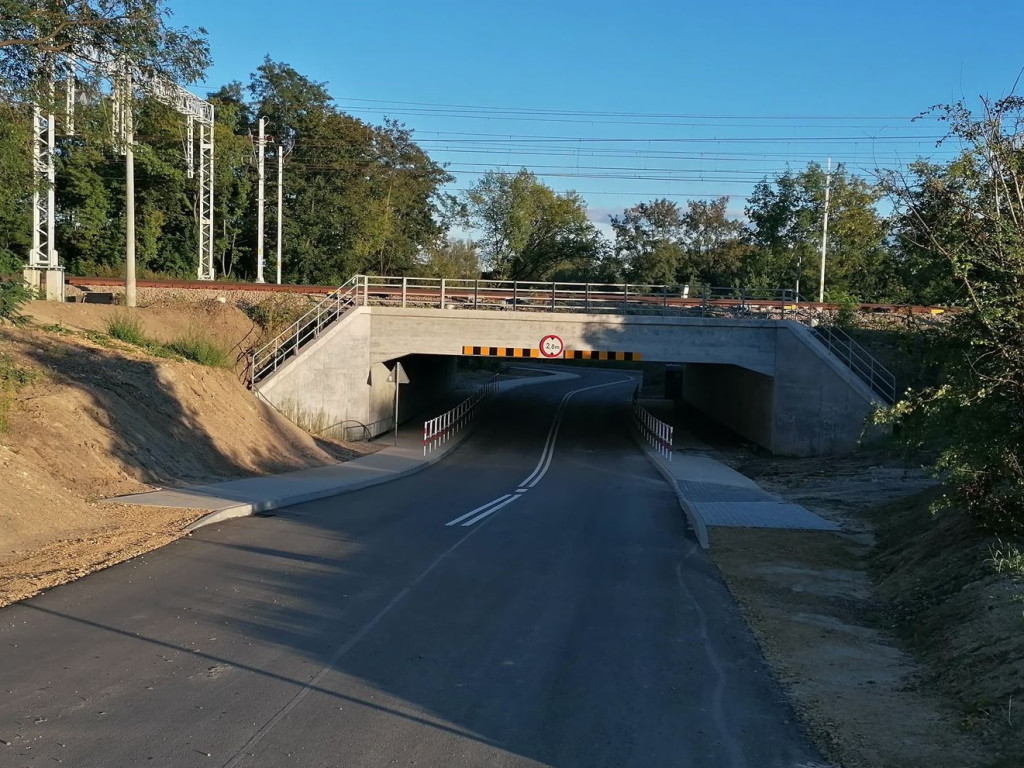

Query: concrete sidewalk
[108,370,580,532]
[636,416,839,548]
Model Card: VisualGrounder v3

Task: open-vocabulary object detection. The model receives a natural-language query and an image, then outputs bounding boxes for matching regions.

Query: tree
[0,0,209,99]
[886,160,965,305]
[610,199,684,285]
[466,169,605,280]
[744,164,890,299]
[679,197,748,287]
[250,59,453,283]
[0,101,30,275]
[417,239,479,279]
[879,94,1024,532]
[207,83,253,278]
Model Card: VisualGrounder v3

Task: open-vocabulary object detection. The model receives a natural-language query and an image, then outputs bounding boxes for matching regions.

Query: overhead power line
[333,97,927,122]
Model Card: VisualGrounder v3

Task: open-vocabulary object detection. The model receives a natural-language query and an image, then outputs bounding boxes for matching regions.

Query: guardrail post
[623,283,629,312]
[551,282,556,311]
[585,284,591,313]
[440,278,446,309]
[474,280,479,309]
[512,281,518,311]
[402,276,407,308]
[362,275,368,305]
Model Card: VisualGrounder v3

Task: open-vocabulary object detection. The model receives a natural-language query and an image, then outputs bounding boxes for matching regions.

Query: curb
[633,437,711,549]
[185,420,471,533]
[185,370,578,533]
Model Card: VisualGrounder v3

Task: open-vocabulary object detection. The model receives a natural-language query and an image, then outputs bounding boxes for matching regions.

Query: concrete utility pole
[276,144,283,285]
[256,117,267,283]
[123,71,137,308]
[817,157,831,304]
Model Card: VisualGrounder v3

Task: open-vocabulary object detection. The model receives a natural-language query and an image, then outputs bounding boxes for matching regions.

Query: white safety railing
[633,394,674,461]
[250,275,362,384]
[423,375,499,455]
[812,324,897,404]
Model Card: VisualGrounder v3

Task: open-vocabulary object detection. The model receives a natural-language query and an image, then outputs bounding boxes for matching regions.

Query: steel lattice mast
[32,51,216,290]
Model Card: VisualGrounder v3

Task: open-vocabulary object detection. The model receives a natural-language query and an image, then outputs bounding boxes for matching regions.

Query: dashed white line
[445,376,635,527]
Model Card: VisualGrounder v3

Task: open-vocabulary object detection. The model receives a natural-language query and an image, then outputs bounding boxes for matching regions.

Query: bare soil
[0,305,374,608]
[707,448,1023,768]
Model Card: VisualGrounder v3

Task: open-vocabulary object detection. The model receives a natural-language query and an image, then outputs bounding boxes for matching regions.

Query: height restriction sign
[539,334,564,358]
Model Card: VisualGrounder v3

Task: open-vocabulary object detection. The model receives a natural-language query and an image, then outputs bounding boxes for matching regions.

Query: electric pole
[276,144,283,285]
[124,71,137,308]
[817,157,831,304]
[256,116,266,283]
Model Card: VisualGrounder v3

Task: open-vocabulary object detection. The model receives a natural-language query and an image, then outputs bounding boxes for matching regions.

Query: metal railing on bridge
[811,324,897,404]
[361,275,798,317]
[249,276,362,385]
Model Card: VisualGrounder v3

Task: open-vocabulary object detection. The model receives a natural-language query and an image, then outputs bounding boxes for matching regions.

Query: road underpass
[0,369,823,767]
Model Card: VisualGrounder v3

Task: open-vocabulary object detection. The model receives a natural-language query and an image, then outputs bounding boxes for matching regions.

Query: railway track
[65,275,952,316]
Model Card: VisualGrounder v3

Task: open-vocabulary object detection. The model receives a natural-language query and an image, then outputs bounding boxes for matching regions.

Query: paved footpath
[636,401,839,548]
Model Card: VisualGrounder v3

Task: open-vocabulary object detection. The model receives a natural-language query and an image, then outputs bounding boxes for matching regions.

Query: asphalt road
[0,369,822,768]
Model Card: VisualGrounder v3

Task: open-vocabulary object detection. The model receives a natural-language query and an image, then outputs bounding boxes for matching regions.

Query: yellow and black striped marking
[462,345,642,361]
[463,345,543,358]
[564,349,642,361]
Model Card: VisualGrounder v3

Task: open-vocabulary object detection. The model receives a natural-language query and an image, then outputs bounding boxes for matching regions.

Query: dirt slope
[0,314,371,606]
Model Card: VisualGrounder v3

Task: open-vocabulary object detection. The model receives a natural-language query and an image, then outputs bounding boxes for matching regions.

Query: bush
[105,311,147,345]
[0,279,32,324]
[168,330,230,367]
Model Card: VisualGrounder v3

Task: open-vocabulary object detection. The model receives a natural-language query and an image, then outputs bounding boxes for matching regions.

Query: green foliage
[251,59,455,284]
[416,239,480,279]
[877,94,1024,533]
[238,296,309,335]
[168,330,230,367]
[744,163,890,299]
[0,277,31,323]
[0,102,30,274]
[987,541,1024,578]
[0,1,209,100]
[105,311,147,345]
[465,169,605,280]
[609,197,749,287]
[827,289,861,328]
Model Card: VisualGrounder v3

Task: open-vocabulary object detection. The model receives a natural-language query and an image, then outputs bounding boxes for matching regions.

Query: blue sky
[169,0,1024,227]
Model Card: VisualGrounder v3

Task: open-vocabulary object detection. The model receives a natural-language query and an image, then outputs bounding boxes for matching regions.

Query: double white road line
[445,377,634,527]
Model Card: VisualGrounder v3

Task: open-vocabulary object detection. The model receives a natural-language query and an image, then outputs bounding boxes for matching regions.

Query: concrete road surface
[0,369,823,767]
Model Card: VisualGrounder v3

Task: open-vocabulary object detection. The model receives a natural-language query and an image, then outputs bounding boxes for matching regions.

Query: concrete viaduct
[252,276,889,456]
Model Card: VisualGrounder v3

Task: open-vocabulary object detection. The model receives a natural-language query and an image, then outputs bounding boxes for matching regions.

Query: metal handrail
[423,375,500,455]
[812,324,897,404]
[361,274,798,317]
[250,275,362,384]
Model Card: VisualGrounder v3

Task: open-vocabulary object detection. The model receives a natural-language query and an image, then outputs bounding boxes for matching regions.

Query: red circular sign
[539,334,564,358]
